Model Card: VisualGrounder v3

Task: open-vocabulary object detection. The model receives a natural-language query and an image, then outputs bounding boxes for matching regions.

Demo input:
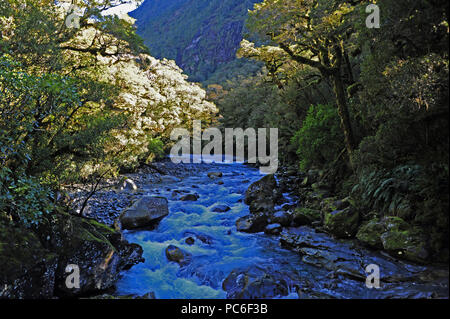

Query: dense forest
[213,0,449,262]
[0,0,449,300]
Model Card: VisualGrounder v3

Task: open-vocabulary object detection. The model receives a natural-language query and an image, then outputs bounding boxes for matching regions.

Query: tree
[1,0,217,176]
[240,0,363,164]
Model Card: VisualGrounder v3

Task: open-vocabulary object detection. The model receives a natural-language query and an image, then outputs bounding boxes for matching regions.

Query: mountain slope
[130,0,261,83]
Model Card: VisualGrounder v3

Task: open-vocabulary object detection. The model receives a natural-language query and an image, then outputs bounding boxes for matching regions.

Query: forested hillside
[130,0,262,83]
[214,0,449,263]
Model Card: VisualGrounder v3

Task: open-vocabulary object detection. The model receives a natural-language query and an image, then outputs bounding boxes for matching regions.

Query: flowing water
[115,161,308,298]
[115,161,449,299]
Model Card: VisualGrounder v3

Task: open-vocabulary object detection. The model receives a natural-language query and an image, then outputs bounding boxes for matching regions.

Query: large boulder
[236,214,268,233]
[165,245,192,266]
[119,196,169,230]
[381,229,429,262]
[357,216,430,263]
[320,197,359,238]
[323,207,359,238]
[49,214,143,297]
[244,174,281,214]
[270,210,292,227]
[356,218,386,249]
[0,223,57,298]
[222,266,294,299]
[1,211,144,298]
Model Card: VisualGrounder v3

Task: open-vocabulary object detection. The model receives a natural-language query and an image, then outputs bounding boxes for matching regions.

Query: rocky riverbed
[4,158,446,299]
[72,158,448,299]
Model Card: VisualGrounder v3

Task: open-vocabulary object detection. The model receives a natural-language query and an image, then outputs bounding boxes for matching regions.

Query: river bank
[2,159,447,299]
[77,159,448,299]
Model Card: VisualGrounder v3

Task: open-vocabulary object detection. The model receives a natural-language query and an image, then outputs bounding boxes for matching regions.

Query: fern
[352,164,425,217]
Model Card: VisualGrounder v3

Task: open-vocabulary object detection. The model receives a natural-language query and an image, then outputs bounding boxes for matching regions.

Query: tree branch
[278,43,333,75]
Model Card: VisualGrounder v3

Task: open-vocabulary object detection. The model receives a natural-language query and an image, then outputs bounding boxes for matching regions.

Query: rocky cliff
[130,0,261,83]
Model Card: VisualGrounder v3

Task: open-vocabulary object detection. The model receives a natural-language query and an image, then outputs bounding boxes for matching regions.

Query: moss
[383,216,410,231]
[321,197,338,213]
[293,207,321,225]
[379,222,429,263]
[356,219,385,249]
[323,207,360,238]
[355,216,430,262]
[381,230,410,251]
[78,221,117,252]
[85,219,115,233]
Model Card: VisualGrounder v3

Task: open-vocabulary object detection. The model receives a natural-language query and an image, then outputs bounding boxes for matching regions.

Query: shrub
[351,164,449,259]
[0,167,54,228]
[291,104,344,171]
[146,137,165,162]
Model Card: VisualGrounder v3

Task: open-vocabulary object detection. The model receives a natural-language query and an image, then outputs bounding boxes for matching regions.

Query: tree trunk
[331,71,356,167]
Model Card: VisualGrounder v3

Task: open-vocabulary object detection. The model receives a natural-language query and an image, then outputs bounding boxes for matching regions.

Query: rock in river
[180,193,199,201]
[270,210,292,227]
[222,266,294,299]
[292,207,321,226]
[165,245,192,266]
[323,207,359,239]
[264,223,282,235]
[236,214,268,233]
[357,216,430,263]
[244,174,282,214]
[208,172,223,179]
[212,204,231,213]
[119,196,169,230]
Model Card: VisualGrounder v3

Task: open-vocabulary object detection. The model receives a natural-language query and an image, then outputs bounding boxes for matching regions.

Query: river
[114,160,449,299]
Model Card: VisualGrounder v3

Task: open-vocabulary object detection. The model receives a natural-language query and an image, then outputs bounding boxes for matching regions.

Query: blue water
[115,163,303,299]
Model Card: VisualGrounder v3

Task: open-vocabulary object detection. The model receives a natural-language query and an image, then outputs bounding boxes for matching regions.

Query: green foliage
[0,0,448,259]
[352,165,421,217]
[292,104,343,171]
[213,0,449,258]
[354,53,449,168]
[0,56,117,180]
[351,164,449,257]
[0,166,53,228]
[214,72,309,163]
[145,137,165,162]
[0,1,218,227]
